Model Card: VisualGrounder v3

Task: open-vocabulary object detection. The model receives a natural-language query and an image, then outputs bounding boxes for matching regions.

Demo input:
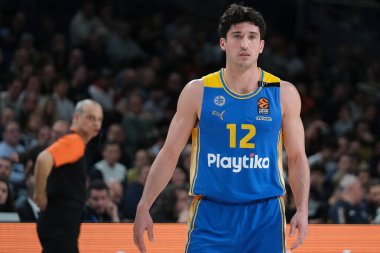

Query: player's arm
[281,81,310,250]
[33,150,54,211]
[133,80,202,253]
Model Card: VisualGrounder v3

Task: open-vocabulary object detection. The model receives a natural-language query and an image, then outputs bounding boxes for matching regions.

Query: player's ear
[220,38,226,51]
[259,40,265,53]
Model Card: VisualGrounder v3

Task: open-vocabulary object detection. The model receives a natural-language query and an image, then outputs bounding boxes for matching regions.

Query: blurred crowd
[0,0,379,224]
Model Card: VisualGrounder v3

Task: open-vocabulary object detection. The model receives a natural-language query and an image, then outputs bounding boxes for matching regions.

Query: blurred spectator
[0,122,26,187]
[51,33,68,72]
[69,1,109,46]
[333,104,354,137]
[40,63,57,94]
[93,142,127,183]
[52,77,75,122]
[104,123,131,167]
[39,97,59,126]
[330,153,355,184]
[367,179,380,223]
[16,91,40,130]
[152,184,191,223]
[67,48,84,74]
[170,167,188,187]
[15,172,39,221]
[106,179,127,220]
[68,65,90,103]
[308,164,332,223]
[126,149,153,184]
[308,138,337,175]
[0,79,23,111]
[329,174,369,224]
[0,107,16,138]
[121,93,157,156]
[23,112,43,149]
[0,176,15,212]
[0,157,12,181]
[82,180,119,222]
[124,164,150,220]
[106,21,147,66]
[88,68,115,111]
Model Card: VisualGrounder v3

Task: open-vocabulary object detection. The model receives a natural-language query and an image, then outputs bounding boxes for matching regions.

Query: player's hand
[133,203,154,253]
[289,210,308,250]
[34,192,48,211]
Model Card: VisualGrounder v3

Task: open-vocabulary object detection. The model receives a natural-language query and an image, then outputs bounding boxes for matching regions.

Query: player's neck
[223,65,261,93]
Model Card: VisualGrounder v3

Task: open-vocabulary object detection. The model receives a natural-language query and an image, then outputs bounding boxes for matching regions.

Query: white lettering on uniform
[207,153,270,173]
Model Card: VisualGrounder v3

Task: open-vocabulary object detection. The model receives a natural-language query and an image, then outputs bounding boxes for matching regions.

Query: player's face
[220,22,264,69]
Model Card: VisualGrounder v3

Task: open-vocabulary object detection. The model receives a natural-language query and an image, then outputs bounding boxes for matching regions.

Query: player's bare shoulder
[280,80,301,115]
[179,79,204,116]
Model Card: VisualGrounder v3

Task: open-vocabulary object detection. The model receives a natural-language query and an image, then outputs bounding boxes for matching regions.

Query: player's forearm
[34,151,54,196]
[138,148,179,210]
[288,155,310,212]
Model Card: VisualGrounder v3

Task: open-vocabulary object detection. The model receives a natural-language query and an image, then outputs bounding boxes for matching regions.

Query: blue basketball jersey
[189,68,286,203]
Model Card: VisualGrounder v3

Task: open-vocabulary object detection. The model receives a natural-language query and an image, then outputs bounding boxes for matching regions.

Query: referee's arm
[34,150,54,211]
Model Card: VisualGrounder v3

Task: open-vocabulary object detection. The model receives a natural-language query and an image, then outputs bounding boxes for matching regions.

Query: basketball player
[34,99,103,253]
[134,4,309,253]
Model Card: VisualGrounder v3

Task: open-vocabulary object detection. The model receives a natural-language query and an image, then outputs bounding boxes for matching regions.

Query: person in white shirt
[93,142,127,183]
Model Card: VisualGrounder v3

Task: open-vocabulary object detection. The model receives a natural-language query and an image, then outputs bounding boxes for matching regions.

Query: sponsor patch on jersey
[214,96,225,106]
[258,97,269,114]
[256,116,272,121]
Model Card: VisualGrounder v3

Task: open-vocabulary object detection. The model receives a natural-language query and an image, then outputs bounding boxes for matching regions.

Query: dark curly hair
[218,3,267,39]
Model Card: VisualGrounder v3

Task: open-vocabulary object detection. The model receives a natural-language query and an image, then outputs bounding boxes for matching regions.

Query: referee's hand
[34,192,47,211]
[133,203,154,253]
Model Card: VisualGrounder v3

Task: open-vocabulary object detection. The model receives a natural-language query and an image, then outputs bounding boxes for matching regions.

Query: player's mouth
[239,52,250,56]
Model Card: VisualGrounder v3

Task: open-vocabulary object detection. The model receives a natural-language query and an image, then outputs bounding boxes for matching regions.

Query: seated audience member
[126,149,153,184]
[106,179,127,220]
[82,180,119,222]
[309,163,333,223]
[0,176,15,212]
[93,142,127,183]
[0,157,12,181]
[151,184,191,223]
[123,164,150,220]
[170,167,188,187]
[329,174,369,224]
[367,179,380,223]
[0,121,26,188]
[15,172,39,221]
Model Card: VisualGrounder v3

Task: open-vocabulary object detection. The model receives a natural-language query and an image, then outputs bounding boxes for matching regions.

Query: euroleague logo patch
[258,97,269,114]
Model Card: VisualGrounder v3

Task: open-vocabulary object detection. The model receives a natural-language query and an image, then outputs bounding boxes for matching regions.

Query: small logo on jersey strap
[212,110,225,120]
[258,97,269,115]
[214,96,225,106]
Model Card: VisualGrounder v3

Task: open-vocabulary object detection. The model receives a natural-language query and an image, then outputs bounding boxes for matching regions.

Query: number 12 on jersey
[226,124,256,149]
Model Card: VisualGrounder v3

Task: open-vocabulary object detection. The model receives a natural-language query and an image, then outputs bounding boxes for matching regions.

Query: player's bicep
[281,82,305,159]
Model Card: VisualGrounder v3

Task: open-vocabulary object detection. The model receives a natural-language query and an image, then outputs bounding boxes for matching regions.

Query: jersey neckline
[219,68,264,99]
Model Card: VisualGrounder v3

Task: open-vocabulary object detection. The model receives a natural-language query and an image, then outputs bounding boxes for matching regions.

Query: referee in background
[34,99,103,253]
